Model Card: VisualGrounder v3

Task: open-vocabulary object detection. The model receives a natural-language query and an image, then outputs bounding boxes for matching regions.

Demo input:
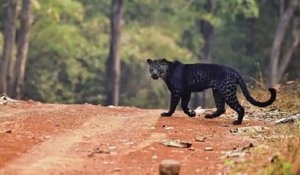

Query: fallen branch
[273,113,300,124]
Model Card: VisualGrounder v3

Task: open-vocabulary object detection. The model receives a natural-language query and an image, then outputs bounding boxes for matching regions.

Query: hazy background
[0,0,299,108]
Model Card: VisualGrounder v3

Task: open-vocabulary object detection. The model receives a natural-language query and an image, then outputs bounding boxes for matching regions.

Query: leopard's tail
[238,77,276,107]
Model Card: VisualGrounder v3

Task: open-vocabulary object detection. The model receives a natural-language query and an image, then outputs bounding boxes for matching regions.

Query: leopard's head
[146,58,170,80]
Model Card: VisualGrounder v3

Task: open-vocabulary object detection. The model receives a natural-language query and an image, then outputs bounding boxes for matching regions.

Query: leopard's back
[182,63,240,92]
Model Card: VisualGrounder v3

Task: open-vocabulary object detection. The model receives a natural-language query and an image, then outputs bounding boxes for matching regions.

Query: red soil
[0,101,266,174]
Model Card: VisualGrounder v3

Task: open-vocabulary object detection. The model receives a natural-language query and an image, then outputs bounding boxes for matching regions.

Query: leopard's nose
[151,74,159,79]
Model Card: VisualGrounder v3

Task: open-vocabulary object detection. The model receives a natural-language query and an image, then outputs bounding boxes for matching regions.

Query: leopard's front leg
[181,92,196,117]
[161,90,181,117]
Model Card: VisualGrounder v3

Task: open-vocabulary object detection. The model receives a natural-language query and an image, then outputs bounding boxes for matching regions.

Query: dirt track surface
[0,101,266,175]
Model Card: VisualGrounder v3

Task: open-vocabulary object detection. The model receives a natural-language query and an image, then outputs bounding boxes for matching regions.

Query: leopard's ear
[162,58,167,62]
[146,59,152,64]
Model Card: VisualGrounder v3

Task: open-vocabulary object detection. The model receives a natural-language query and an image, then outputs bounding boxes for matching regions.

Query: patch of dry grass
[251,79,300,113]
[232,125,300,175]
[230,79,300,175]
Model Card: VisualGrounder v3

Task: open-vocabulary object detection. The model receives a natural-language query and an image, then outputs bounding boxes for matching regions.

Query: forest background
[0,0,299,108]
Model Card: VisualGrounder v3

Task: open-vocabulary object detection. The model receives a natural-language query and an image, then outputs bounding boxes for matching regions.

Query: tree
[105,0,123,105]
[199,0,216,64]
[196,0,216,107]
[11,0,33,99]
[0,0,17,94]
[24,0,105,103]
[269,0,299,86]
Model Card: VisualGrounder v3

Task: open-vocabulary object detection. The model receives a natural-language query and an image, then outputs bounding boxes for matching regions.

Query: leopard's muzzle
[151,74,159,80]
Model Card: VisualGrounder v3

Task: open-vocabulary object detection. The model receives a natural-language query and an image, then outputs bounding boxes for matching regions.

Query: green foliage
[262,160,294,175]
[0,0,299,107]
[24,0,197,106]
[119,25,194,107]
[25,0,108,104]
[36,0,84,22]
[122,26,193,62]
[218,0,259,20]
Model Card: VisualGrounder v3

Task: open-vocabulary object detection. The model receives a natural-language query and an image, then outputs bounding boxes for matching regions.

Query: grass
[252,79,300,113]
[231,124,300,175]
[229,79,300,175]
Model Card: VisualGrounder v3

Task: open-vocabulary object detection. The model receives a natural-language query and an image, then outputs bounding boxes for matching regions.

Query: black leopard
[146,58,276,125]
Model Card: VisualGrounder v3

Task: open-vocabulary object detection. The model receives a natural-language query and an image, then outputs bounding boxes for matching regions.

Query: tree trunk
[200,0,215,64]
[0,0,17,95]
[195,0,216,108]
[277,17,300,81]
[105,0,123,105]
[269,0,298,86]
[11,0,32,99]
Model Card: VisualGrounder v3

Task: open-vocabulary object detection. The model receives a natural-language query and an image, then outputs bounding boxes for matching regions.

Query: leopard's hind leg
[205,90,225,119]
[223,86,245,125]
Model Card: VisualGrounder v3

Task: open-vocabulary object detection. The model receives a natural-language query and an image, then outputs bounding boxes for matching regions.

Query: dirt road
[0,101,265,174]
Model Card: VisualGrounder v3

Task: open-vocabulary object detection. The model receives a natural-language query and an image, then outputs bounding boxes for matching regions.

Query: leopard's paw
[232,120,242,125]
[204,114,214,119]
[161,112,173,117]
[187,110,196,117]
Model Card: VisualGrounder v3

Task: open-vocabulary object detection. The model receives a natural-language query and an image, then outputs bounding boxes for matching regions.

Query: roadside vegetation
[230,80,300,175]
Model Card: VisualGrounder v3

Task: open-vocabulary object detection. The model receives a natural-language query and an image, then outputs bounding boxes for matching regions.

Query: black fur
[146,58,276,125]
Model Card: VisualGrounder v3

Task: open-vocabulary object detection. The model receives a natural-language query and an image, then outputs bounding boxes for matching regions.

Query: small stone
[188,147,195,151]
[87,153,94,158]
[221,123,230,127]
[195,168,201,173]
[204,147,213,151]
[221,150,246,158]
[159,159,180,175]
[142,126,156,130]
[286,81,294,84]
[5,130,12,134]
[108,146,117,150]
[161,140,192,148]
[242,143,254,151]
[103,161,110,165]
[162,125,174,130]
[110,151,118,155]
[152,155,158,160]
[114,167,121,172]
[44,135,51,139]
[195,136,206,142]
[265,118,273,122]
[93,148,110,154]
[270,154,280,163]
[83,135,92,139]
[230,126,269,134]
[124,141,134,145]
[230,128,238,133]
